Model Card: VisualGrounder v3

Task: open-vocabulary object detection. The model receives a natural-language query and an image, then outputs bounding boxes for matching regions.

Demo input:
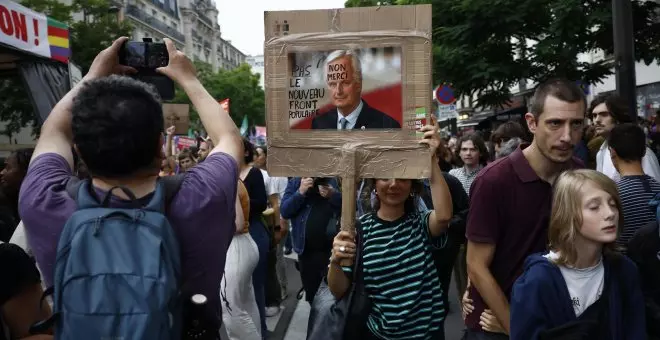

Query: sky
[215,0,347,57]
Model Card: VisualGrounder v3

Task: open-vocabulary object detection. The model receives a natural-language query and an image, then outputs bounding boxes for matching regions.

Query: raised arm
[419,117,452,237]
[157,39,242,164]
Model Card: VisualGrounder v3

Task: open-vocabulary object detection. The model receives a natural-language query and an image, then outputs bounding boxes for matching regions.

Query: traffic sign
[435,85,456,105]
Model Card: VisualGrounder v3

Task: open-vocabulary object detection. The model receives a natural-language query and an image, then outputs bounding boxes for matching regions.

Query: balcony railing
[125,5,185,43]
[194,8,212,27]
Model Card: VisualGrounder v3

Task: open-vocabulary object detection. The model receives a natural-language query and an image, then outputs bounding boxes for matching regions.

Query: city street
[236,254,467,340]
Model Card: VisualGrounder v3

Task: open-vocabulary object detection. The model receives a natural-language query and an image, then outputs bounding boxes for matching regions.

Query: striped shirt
[616,175,660,250]
[343,211,447,339]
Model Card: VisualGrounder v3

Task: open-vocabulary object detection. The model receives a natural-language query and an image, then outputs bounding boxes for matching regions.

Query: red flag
[219,98,230,113]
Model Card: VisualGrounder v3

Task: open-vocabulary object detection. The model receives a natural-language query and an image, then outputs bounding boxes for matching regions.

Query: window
[152,9,157,15]
[169,0,176,11]
[163,16,167,22]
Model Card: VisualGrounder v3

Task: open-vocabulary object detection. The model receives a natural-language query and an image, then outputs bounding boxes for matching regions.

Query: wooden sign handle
[340,145,358,233]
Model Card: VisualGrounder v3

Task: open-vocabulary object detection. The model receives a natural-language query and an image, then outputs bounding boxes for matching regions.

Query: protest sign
[288,47,402,130]
[265,5,433,231]
[0,0,70,63]
[162,103,190,135]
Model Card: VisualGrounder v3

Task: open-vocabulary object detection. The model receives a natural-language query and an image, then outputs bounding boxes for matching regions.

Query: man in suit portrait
[311,50,401,130]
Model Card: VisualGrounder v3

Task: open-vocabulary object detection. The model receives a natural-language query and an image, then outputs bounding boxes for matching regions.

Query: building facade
[246,55,264,88]
[120,0,246,71]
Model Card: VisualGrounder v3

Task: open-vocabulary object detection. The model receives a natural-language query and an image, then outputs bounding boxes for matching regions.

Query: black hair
[588,93,633,124]
[243,138,255,165]
[370,179,424,214]
[608,123,646,162]
[529,78,586,119]
[71,75,164,178]
[456,133,489,166]
[12,148,33,176]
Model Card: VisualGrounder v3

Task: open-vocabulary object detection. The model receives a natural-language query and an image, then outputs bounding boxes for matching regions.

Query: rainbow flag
[47,18,69,63]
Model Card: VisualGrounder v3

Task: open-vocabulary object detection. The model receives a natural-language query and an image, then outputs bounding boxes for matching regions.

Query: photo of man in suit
[311,50,401,130]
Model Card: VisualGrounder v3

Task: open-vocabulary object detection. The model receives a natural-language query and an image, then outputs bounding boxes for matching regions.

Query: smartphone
[119,41,174,100]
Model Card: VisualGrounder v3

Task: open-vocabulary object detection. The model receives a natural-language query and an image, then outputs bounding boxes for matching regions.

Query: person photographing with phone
[281,176,341,304]
[20,37,242,340]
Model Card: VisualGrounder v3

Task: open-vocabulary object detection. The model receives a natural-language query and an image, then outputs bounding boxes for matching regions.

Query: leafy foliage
[0,76,39,140]
[172,62,266,129]
[6,0,133,139]
[347,0,660,109]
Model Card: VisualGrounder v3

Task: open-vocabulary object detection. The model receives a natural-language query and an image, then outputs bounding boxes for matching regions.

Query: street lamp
[612,0,637,120]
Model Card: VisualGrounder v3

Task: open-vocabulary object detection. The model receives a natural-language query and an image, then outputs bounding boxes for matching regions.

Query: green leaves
[347,0,660,109]
[172,62,266,129]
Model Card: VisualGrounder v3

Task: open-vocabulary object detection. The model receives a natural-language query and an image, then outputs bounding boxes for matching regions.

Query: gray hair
[497,137,522,159]
[324,50,362,84]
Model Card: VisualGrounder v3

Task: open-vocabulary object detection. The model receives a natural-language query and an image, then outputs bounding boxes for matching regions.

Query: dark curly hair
[242,138,255,165]
[456,133,489,166]
[71,75,164,178]
[588,93,633,125]
[13,148,33,176]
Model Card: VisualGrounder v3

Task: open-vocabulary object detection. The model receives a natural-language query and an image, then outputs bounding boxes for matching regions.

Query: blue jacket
[510,253,646,340]
[280,177,341,254]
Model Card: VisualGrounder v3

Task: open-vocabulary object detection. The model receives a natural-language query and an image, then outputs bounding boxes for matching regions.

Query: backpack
[34,175,184,339]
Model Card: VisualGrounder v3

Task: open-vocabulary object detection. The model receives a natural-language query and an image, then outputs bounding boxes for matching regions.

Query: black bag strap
[64,175,184,209]
[353,219,364,284]
[159,174,185,207]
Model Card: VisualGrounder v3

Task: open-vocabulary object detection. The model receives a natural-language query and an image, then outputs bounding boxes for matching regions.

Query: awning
[457,111,494,128]
[0,0,70,63]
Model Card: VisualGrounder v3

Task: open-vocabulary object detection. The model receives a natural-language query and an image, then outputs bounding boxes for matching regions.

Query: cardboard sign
[0,0,70,62]
[163,103,190,135]
[264,5,433,180]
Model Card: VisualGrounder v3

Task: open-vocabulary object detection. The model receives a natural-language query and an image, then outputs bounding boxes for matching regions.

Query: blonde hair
[548,169,623,266]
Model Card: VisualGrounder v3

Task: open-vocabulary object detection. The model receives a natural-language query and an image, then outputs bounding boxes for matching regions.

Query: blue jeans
[249,219,270,338]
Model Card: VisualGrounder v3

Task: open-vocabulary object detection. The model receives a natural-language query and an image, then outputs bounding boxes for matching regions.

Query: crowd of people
[2,36,660,340]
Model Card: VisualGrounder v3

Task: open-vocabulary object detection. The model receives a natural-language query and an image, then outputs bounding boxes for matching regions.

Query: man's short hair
[608,123,646,162]
[324,50,362,84]
[529,78,586,119]
[72,75,164,178]
[588,93,633,124]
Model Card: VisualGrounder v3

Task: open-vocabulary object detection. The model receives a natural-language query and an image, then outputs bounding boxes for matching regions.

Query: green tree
[9,0,133,138]
[0,76,39,141]
[69,0,134,73]
[21,0,134,72]
[173,62,266,129]
[347,0,660,109]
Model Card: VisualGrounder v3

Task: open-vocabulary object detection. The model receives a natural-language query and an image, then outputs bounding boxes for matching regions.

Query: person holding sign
[327,118,453,339]
[311,50,401,130]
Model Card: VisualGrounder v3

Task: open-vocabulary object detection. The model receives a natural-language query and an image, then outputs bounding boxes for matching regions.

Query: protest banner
[175,136,196,151]
[264,5,433,232]
[0,0,70,63]
[162,103,190,135]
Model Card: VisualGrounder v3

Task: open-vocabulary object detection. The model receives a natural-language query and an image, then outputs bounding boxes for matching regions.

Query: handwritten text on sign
[289,65,325,119]
[0,2,50,59]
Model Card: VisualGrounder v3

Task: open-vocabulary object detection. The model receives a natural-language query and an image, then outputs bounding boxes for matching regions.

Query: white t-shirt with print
[544,251,604,317]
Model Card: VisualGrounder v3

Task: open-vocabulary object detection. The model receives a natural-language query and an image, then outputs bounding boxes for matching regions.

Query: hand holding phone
[119,39,176,100]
